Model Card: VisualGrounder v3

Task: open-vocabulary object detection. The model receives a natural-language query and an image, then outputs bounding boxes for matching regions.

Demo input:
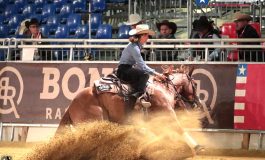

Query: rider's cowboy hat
[129,24,155,36]
[25,18,40,28]
[234,12,252,22]
[156,20,177,34]
[124,14,143,26]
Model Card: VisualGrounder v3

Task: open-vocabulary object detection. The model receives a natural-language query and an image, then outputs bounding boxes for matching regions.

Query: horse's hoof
[194,145,205,154]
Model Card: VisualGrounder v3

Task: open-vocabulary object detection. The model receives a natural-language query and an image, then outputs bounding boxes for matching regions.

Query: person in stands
[24,18,51,60]
[234,12,263,62]
[192,16,221,61]
[155,20,178,61]
[124,13,144,29]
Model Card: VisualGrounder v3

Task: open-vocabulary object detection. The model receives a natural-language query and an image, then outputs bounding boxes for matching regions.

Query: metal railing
[1,38,265,62]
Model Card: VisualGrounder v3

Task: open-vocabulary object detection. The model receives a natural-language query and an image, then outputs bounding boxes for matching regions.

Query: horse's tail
[55,108,72,136]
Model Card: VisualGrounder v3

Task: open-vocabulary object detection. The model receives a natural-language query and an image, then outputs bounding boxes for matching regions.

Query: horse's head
[161,65,202,110]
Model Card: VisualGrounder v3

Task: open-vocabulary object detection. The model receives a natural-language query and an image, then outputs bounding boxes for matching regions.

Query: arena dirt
[2,111,264,160]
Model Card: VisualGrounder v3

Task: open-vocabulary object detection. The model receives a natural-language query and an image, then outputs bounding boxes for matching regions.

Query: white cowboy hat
[129,24,155,36]
[124,14,143,26]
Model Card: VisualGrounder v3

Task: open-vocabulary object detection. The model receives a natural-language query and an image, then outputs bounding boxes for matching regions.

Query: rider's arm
[130,44,156,75]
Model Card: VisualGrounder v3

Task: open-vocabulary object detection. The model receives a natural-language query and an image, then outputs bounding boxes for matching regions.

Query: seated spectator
[155,20,177,61]
[123,14,150,60]
[191,16,221,61]
[124,13,144,29]
[234,12,263,62]
[24,18,51,60]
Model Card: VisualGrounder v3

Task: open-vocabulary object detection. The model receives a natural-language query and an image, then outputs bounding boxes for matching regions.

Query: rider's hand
[155,72,167,81]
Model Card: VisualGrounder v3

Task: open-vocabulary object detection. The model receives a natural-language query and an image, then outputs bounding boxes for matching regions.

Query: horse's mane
[161,64,194,77]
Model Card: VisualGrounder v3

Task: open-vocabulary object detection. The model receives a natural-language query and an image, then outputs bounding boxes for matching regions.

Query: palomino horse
[56,65,204,152]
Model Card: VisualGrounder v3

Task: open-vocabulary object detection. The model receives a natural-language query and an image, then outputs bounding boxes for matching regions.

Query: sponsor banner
[0,63,237,129]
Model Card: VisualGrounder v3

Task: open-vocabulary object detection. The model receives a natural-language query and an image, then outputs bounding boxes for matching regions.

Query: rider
[117,24,166,99]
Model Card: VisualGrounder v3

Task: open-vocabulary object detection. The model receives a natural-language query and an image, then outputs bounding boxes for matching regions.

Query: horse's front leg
[165,106,204,155]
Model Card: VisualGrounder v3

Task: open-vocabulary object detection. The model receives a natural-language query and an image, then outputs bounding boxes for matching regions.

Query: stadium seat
[221,22,238,61]
[91,0,106,12]
[91,13,103,32]
[118,25,130,39]
[0,15,3,25]
[41,4,56,24]
[0,25,8,38]
[22,4,36,17]
[108,0,128,3]
[14,0,25,13]
[8,15,23,28]
[4,5,19,19]
[75,25,89,38]
[40,25,50,37]
[35,0,46,14]
[59,4,73,24]
[54,25,69,38]
[27,0,35,4]
[95,24,112,39]
[8,0,15,4]
[0,50,6,61]
[73,0,87,13]
[46,16,60,36]
[221,22,237,38]
[67,14,81,35]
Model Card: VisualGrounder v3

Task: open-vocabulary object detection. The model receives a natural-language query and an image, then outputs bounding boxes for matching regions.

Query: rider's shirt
[119,42,155,75]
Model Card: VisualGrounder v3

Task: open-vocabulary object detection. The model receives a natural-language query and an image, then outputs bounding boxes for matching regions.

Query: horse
[55,65,204,153]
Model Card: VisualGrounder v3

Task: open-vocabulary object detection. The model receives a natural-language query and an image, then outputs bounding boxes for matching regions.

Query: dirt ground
[1,119,265,160]
[1,142,265,160]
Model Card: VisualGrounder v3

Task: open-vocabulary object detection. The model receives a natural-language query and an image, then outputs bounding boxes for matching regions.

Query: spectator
[124,13,144,29]
[234,12,263,62]
[192,16,221,61]
[24,18,51,60]
[124,14,150,60]
[156,20,177,39]
[155,20,177,61]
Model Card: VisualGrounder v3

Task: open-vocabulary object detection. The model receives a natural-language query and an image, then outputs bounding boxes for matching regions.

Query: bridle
[165,73,199,108]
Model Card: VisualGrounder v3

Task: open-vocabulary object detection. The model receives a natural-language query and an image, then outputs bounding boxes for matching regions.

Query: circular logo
[0,66,24,118]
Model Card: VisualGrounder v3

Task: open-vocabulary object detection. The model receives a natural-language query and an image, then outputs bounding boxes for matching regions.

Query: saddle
[94,73,152,109]
[94,73,133,96]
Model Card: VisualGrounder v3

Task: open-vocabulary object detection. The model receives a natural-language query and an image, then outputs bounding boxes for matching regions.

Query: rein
[165,73,198,107]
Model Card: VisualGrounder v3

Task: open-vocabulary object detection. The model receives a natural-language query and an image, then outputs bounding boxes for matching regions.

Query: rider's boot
[132,92,151,108]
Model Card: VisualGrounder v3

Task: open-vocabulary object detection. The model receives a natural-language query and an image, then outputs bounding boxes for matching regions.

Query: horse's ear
[188,65,194,76]
[169,65,174,74]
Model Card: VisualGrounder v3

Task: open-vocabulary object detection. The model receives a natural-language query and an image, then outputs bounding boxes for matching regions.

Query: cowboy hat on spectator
[124,14,143,26]
[156,20,177,34]
[25,18,40,28]
[129,24,155,36]
[234,12,252,22]
[193,16,212,31]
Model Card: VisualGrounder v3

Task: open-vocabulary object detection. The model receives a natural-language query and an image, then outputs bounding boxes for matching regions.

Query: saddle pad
[94,80,119,94]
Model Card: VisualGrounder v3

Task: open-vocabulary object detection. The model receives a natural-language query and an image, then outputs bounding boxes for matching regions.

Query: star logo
[200,0,205,3]
[239,65,246,75]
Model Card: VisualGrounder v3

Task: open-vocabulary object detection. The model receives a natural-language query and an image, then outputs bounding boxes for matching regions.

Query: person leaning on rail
[24,18,51,61]
[234,12,263,62]
[117,24,166,107]
[190,16,221,61]
[155,20,178,61]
